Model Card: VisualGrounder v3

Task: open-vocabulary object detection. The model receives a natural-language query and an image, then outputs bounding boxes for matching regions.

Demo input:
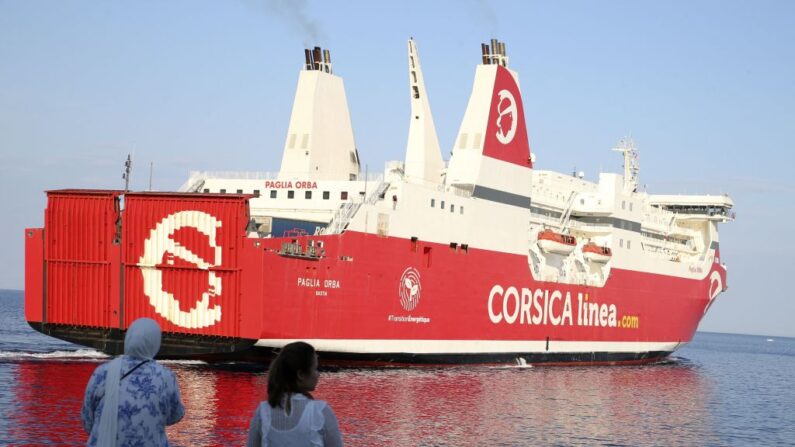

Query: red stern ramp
[28,190,261,356]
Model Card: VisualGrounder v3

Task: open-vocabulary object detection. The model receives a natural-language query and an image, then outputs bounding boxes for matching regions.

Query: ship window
[301,134,309,149]
[203,188,210,193]
[220,189,226,194]
[431,198,435,208]
[627,240,631,249]
[472,133,482,149]
[288,190,295,199]
[441,200,445,210]
[237,189,243,194]
[622,200,626,210]
[270,190,277,199]
[323,191,330,200]
[580,199,585,205]
[253,189,260,197]
[350,151,357,163]
[410,56,415,68]
[411,236,418,252]
[460,206,464,214]
[305,191,312,199]
[629,203,633,211]
[461,243,469,253]
[450,242,458,251]
[450,204,455,213]
[459,134,468,149]
[341,191,348,200]
[411,71,417,83]
[619,239,624,248]
[288,133,297,149]
[412,85,420,99]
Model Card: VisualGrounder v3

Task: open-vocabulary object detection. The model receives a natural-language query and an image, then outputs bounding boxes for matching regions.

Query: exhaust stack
[482,39,508,67]
[304,46,333,74]
[278,47,358,181]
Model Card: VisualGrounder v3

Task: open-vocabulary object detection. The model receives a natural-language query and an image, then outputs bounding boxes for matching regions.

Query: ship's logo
[139,210,223,328]
[398,267,421,311]
[704,270,723,314]
[495,89,517,145]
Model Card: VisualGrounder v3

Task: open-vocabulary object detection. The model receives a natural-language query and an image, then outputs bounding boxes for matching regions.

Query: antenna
[148,161,153,191]
[611,137,639,192]
[122,154,132,192]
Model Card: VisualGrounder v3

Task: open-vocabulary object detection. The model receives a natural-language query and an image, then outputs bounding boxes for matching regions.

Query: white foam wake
[0,348,109,361]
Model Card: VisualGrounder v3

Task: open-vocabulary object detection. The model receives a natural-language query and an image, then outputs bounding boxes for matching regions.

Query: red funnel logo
[495,90,517,144]
[483,66,532,168]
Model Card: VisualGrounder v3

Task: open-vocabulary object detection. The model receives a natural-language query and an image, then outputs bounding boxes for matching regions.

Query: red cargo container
[43,190,122,328]
[122,193,249,338]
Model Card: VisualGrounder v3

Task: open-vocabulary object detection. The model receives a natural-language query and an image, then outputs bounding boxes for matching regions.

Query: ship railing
[323,201,361,234]
[366,182,391,205]
[567,219,612,232]
[558,191,579,232]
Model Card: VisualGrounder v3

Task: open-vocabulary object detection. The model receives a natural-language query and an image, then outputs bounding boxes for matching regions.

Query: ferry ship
[24,40,734,365]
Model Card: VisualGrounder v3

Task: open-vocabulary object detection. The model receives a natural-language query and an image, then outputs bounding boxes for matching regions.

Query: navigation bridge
[648,194,735,222]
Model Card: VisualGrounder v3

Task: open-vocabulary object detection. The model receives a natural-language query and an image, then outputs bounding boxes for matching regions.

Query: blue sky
[1,0,793,337]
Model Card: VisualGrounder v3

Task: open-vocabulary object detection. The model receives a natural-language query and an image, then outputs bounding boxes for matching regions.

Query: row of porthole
[204,189,356,201]
[430,198,464,214]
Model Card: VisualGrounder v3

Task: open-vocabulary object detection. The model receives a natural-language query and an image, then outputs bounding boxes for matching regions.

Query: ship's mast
[611,137,639,192]
[403,38,444,184]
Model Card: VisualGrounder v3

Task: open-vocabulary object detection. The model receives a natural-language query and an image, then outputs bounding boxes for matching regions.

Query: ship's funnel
[278,47,360,181]
[403,38,444,184]
[446,39,532,206]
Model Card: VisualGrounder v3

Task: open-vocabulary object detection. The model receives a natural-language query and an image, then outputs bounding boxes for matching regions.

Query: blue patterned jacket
[81,355,185,446]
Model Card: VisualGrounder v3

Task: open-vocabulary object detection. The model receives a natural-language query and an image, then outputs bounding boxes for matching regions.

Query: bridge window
[237,189,243,194]
[203,188,209,193]
[341,191,348,200]
[288,190,295,199]
[323,191,330,200]
[253,189,260,197]
[220,189,226,194]
[305,191,312,199]
[270,190,277,199]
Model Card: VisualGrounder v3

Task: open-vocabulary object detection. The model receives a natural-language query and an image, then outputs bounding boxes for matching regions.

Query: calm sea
[1,289,793,446]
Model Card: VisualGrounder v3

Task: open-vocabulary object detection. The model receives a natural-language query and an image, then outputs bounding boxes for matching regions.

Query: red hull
[25,191,726,364]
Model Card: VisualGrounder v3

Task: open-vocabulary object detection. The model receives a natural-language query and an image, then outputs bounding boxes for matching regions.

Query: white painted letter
[488,285,503,324]
[549,290,562,325]
[503,287,520,324]
[532,289,544,325]
[599,303,608,327]
[520,288,533,324]
[608,304,617,327]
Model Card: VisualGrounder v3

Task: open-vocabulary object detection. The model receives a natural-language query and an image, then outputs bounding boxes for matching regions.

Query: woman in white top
[247,341,343,447]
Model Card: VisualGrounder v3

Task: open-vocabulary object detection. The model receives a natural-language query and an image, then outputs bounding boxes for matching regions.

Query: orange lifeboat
[583,242,612,263]
[536,229,577,255]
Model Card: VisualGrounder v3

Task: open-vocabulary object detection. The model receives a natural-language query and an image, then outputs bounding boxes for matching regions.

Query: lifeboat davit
[537,229,577,255]
[583,242,612,263]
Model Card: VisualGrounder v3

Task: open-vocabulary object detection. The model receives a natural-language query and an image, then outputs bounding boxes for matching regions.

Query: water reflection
[7,360,719,446]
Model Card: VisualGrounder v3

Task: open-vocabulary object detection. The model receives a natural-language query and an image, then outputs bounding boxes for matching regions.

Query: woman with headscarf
[247,341,343,446]
[81,318,185,446]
